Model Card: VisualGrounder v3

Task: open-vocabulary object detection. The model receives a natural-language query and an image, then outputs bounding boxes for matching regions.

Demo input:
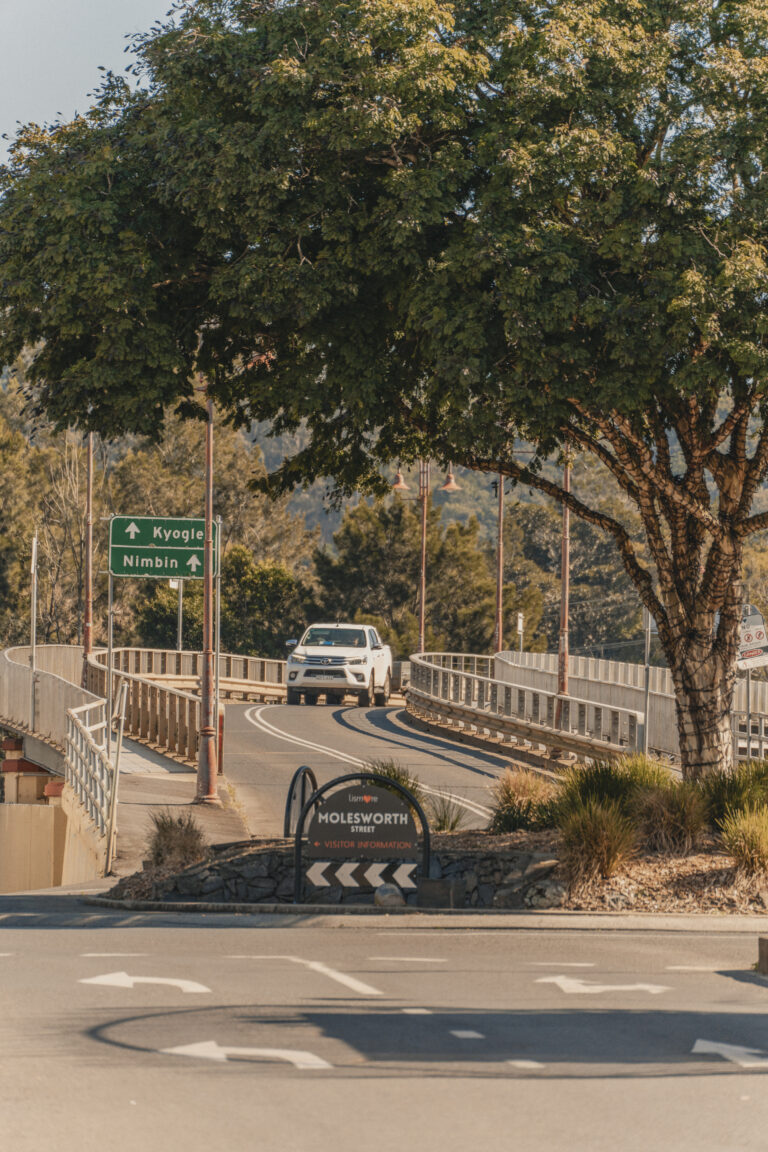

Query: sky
[1,0,175,161]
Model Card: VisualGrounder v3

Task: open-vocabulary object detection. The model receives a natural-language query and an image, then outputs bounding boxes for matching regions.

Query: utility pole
[83,432,93,662]
[418,460,429,654]
[30,535,38,731]
[176,580,184,652]
[557,454,571,698]
[197,395,218,802]
[494,472,504,653]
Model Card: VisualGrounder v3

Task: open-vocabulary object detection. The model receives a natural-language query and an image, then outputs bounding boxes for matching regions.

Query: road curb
[81,895,768,932]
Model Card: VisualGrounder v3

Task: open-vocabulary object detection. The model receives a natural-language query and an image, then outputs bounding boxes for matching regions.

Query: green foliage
[558,799,637,886]
[719,806,768,876]
[700,761,768,828]
[631,783,707,856]
[146,808,208,871]
[487,769,558,833]
[557,757,670,819]
[315,498,545,657]
[365,758,424,811]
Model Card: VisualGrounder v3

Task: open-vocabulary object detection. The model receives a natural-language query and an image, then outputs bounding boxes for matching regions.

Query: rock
[524,859,559,883]
[463,869,478,893]
[374,884,405,908]
[523,880,567,909]
[417,878,466,908]
[500,869,526,889]
[493,886,525,909]
[476,883,495,907]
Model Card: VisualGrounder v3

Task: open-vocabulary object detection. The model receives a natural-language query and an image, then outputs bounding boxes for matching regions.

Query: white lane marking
[692,1040,768,1069]
[79,971,210,994]
[509,1060,545,1069]
[529,962,594,968]
[451,1030,484,1039]
[0,953,13,957]
[81,952,149,958]
[402,1008,433,1015]
[162,1040,331,1069]
[0,913,39,920]
[245,706,492,817]
[667,965,721,972]
[537,975,669,995]
[370,957,447,963]
[229,955,383,997]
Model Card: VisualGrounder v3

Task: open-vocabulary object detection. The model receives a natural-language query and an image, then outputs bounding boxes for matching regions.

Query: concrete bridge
[0,642,763,894]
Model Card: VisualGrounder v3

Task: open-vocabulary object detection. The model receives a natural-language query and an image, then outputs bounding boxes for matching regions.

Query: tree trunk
[668,649,735,779]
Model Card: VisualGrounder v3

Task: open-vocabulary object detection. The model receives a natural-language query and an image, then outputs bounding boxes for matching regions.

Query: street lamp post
[494,472,504,654]
[558,453,571,699]
[196,395,218,803]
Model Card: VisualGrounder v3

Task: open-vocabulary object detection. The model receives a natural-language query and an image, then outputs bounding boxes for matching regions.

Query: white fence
[409,653,644,759]
[66,699,112,838]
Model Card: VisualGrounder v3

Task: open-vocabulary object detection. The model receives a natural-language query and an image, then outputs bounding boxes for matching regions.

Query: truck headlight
[346,657,368,665]
[288,653,307,664]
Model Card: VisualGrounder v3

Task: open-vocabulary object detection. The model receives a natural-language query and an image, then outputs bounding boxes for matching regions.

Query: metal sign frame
[292,772,431,904]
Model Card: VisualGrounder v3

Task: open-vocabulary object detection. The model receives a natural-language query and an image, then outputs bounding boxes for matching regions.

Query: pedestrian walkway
[111,738,248,878]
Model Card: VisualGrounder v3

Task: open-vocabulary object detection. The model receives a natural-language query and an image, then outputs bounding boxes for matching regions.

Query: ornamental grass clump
[487,769,558,833]
[701,760,768,827]
[632,781,707,855]
[719,805,768,877]
[426,790,469,833]
[558,798,637,886]
[365,758,425,812]
[557,756,670,821]
[146,808,208,871]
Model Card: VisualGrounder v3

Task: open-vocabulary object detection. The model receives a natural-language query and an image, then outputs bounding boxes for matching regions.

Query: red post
[196,396,219,802]
[494,472,504,653]
[418,460,429,653]
[557,455,571,701]
[83,432,93,680]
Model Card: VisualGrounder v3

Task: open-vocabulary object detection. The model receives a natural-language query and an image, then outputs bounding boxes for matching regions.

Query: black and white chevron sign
[306,860,417,890]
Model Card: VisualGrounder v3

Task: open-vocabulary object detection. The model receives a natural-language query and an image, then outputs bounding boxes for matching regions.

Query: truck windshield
[302,627,367,648]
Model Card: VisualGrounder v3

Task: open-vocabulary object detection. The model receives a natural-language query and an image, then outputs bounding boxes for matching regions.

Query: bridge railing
[408,652,644,758]
[65,699,113,839]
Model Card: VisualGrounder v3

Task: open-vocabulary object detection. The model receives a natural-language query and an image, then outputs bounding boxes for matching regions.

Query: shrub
[426,790,469,832]
[488,769,558,833]
[701,760,768,827]
[146,808,208,871]
[557,756,670,820]
[719,805,768,876]
[558,798,637,885]
[632,782,707,855]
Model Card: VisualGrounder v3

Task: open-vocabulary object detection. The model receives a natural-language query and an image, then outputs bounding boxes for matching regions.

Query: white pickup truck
[285,622,392,706]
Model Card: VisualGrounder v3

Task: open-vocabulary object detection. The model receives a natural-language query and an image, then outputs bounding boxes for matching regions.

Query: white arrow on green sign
[109,516,218,580]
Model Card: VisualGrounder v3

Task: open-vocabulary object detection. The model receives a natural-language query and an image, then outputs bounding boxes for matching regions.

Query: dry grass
[559,798,637,887]
[632,782,707,855]
[488,769,558,833]
[146,808,208,871]
[719,805,768,876]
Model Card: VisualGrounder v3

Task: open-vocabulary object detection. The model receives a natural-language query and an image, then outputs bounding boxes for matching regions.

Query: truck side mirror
[286,639,298,649]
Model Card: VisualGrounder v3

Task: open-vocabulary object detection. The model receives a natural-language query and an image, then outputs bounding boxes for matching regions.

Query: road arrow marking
[306,862,331,887]
[536,975,669,995]
[692,1039,768,1069]
[125,522,140,539]
[336,861,359,887]
[229,955,382,996]
[161,1040,331,1069]
[186,555,201,572]
[393,863,417,890]
[79,971,210,994]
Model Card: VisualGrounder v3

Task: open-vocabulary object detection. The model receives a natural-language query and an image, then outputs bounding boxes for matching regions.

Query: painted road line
[402,1008,433,1015]
[692,1040,768,1069]
[451,1030,484,1039]
[369,957,447,963]
[529,962,595,968]
[245,706,492,818]
[537,975,669,995]
[0,913,40,921]
[79,971,211,994]
[162,1041,332,1069]
[229,955,383,997]
[509,1060,545,1070]
[667,965,722,972]
[81,952,149,958]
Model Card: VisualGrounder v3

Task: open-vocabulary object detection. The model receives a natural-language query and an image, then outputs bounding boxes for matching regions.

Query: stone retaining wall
[147,841,566,910]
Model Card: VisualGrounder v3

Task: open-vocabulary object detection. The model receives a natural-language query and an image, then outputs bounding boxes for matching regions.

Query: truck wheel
[373,673,391,707]
[286,688,301,705]
[358,678,374,707]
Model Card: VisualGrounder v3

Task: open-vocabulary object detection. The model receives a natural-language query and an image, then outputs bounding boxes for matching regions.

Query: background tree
[6,1,768,773]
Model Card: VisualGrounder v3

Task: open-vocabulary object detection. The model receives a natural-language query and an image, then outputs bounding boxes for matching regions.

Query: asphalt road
[224,701,510,836]
[2,895,768,1152]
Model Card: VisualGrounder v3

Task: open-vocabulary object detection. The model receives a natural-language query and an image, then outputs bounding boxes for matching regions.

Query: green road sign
[109,516,219,579]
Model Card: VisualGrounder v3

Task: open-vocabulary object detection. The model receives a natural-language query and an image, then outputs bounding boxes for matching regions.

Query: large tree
[3,0,768,774]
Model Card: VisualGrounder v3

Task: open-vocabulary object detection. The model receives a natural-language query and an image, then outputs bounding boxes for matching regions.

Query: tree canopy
[4,0,768,772]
